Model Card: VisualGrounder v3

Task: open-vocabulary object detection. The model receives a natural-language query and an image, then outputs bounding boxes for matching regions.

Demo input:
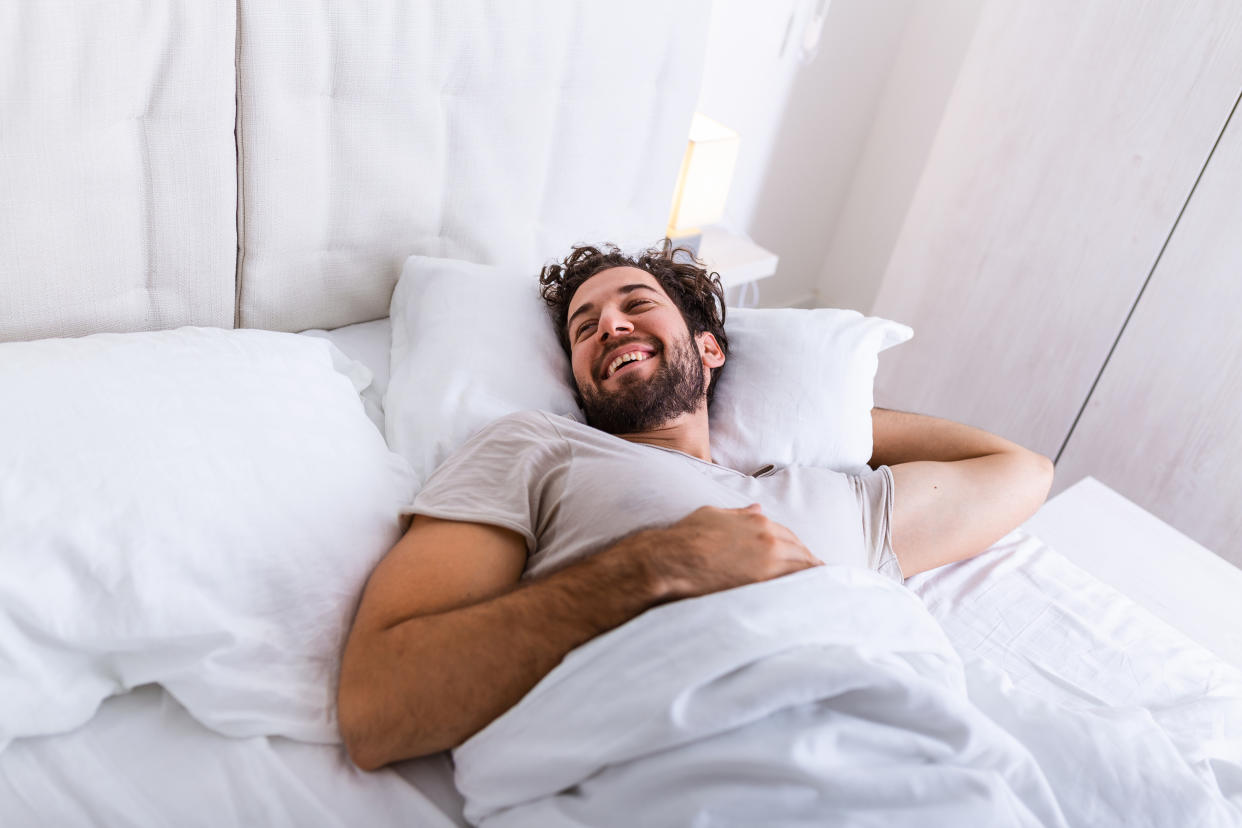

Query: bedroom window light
[667,113,740,255]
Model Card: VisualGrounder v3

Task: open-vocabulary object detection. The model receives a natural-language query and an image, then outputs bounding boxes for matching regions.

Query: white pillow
[709,307,912,475]
[0,327,416,749]
[385,255,911,486]
[386,257,582,487]
[301,318,392,432]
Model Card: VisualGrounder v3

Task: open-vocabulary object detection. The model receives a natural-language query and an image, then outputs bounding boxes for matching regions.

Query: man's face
[565,267,722,434]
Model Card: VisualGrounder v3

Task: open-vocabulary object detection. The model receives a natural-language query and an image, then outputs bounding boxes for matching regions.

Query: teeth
[606,351,649,378]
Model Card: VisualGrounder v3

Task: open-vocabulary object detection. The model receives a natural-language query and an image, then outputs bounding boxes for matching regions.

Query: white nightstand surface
[694,227,778,292]
[1024,476,1242,673]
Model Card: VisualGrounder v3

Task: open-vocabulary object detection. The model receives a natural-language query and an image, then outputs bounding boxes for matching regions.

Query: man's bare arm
[869,408,1054,577]
[337,506,820,770]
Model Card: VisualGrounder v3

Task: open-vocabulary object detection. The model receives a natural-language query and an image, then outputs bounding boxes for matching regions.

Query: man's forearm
[340,503,820,770]
[868,407,1040,468]
[338,537,663,769]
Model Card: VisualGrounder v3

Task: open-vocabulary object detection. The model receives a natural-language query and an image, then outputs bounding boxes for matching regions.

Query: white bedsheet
[0,685,466,827]
[1025,476,1242,672]
[910,530,1242,824]
[910,529,1242,719]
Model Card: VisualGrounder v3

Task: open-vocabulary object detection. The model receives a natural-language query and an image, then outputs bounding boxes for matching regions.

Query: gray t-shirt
[410,410,904,584]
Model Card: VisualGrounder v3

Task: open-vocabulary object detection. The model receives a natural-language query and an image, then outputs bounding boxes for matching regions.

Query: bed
[5,316,1239,825]
[2,3,1241,826]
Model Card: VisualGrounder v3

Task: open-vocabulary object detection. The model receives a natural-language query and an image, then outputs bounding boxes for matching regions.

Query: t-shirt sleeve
[408,410,563,554]
[849,465,905,584]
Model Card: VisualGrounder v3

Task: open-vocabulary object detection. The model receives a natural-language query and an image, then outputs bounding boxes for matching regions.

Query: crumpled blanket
[452,565,1242,827]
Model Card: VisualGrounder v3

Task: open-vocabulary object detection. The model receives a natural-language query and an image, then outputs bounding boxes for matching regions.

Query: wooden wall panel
[1054,105,1242,564]
[870,0,1242,459]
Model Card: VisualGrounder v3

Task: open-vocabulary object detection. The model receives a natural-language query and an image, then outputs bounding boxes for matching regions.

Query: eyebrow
[567,284,661,329]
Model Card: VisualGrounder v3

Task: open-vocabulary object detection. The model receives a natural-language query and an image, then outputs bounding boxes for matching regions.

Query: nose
[597,305,633,341]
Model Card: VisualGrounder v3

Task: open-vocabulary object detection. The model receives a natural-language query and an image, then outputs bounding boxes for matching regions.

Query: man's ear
[697,332,726,369]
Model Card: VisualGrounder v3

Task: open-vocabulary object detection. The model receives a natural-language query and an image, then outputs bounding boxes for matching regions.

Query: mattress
[3,318,1238,825]
[0,685,466,828]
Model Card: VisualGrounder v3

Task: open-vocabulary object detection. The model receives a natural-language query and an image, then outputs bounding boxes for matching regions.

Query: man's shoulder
[467,409,587,450]
[483,408,575,435]
[424,410,578,489]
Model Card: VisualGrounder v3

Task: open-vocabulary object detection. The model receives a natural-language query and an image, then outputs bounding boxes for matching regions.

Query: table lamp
[667,113,740,255]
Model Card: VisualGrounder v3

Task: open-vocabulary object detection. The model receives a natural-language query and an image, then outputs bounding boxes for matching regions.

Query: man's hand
[620,504,822,602]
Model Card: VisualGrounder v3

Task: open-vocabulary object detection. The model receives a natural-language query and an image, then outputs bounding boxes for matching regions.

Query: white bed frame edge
[1026,476,1242,673]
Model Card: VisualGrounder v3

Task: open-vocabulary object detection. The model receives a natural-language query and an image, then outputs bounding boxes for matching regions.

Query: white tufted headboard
[0,3,237,342]
[0,0,708,342]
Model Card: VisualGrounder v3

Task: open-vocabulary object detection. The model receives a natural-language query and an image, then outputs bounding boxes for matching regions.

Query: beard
[578,333,707,435]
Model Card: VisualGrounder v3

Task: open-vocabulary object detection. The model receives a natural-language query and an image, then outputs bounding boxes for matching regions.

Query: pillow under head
[385,254,912,487]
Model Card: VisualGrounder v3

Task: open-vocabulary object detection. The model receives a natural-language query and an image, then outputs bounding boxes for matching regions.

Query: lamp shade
[668,114,740,235]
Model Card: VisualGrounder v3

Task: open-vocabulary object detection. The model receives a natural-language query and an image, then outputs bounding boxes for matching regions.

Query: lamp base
[666,229,703,258]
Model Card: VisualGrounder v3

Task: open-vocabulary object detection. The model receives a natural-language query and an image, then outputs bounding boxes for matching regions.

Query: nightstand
[693,227,779,308]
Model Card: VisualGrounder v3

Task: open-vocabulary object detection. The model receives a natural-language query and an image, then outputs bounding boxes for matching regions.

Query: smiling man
[557,247,725,454]
[336,241,1054,771]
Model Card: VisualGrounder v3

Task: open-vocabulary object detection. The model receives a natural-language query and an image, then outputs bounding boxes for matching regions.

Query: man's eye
[576,322,596,339]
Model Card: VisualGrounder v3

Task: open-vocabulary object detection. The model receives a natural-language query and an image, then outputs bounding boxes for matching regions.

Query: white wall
[816,0,985,313]
[696,0,984,311]
[697,0,910,308]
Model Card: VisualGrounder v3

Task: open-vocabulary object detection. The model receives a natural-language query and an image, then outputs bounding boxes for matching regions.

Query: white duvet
[453,565,1242,828]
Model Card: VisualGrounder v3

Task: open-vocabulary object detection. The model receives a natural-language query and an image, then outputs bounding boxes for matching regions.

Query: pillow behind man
[709,306,911,475]
[0,327,416,749]
[385,254,911,487]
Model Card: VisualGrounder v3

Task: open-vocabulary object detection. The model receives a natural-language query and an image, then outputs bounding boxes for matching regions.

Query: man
[336,241,1054,772]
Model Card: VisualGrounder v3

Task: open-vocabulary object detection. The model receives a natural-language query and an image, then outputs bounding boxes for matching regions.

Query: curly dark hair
[538,240,729,402]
